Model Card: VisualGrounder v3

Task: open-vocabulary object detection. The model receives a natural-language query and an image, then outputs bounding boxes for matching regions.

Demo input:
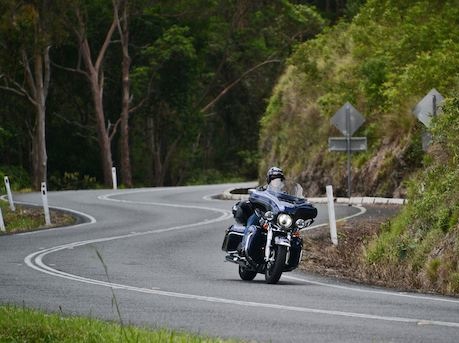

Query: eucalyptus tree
[116,0,133,187]
[60,0,150,187]
[64,0,120,187]
[0,0,68,190]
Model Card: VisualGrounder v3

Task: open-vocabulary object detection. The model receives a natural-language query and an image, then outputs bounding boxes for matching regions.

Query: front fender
[274,236,291,247]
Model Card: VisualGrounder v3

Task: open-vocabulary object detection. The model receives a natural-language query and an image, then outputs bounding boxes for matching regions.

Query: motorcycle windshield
[266,179,304,199]
[249,180,317,219]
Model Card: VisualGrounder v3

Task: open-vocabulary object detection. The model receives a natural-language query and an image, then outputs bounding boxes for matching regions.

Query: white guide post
[41,182,51,225]
[0,207,5,232]
[4,176,15,212]
[112,167,117,190]
[326,185,338,246]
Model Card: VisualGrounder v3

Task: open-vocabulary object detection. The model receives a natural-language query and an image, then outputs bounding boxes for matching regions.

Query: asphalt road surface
[1,183,459,342]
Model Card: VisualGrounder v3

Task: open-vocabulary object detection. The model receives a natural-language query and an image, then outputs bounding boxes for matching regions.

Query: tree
[65,0,122,187]
[116,0,133,187]
[132,23,199,186]
[115,0,148,187]
[0,1,67,190]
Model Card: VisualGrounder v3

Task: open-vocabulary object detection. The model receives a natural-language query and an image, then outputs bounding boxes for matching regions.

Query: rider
[238,167,285,256]
[265,166,285,193]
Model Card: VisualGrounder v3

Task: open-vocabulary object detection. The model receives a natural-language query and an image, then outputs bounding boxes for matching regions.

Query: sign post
[329,102,367,199]
[41,182,51,226]
[346,105,351,200]
[326,185,338,246]
[0,207,5,232]
[112,167,118,190]
[4,177,15,212]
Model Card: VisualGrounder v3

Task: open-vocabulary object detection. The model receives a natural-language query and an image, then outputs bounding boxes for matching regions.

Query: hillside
[260,0,459,294]
[363,98,459,294]
[259,0,459,198]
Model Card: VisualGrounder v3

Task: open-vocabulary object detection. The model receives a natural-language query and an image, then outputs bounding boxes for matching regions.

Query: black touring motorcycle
[222,182,317,284]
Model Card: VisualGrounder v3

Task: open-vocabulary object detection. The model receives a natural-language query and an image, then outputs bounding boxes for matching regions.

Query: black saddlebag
[232,201,254,225]
[221,224,245,253]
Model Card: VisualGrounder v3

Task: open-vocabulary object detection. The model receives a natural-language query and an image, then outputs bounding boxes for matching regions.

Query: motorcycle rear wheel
[238,265,257,281]
[265,245,287,284]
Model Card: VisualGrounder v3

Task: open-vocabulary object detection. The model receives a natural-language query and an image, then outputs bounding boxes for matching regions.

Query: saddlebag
[232,201,254,225]
[221,224,245,253]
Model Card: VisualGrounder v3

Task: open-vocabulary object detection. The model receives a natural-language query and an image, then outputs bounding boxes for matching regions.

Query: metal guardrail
[220,189,407,205]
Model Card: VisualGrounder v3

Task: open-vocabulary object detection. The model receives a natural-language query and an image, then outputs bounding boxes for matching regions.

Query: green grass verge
[0,202,76,234]
[0,305,238,343]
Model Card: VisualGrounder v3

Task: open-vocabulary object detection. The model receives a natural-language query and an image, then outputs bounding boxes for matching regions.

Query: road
[1,183,459,342]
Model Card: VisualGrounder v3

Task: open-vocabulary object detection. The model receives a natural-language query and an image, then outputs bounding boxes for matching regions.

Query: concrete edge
[220,188,407,205]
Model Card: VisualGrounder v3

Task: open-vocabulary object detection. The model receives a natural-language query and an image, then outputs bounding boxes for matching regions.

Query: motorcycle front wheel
[238,265,257,281]
[265,245,287,284]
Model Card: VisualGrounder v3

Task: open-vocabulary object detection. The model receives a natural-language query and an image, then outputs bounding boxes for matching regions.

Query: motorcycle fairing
[249,188,317,220]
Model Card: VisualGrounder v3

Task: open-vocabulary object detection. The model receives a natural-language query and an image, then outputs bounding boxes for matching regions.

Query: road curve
[1,184,459,342]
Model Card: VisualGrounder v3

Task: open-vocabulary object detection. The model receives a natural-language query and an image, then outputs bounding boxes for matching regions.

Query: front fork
[264,226,273,262]
[264,224,291,262]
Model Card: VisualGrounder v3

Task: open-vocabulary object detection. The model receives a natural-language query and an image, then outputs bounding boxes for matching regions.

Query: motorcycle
[222,181,317,284]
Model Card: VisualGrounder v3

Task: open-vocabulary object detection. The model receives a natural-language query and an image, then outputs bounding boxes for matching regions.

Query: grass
[0,201,76,234]
[0,305,238,343]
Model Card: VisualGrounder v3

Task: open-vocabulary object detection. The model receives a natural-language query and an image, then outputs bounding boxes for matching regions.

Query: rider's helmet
[266,166,285,184]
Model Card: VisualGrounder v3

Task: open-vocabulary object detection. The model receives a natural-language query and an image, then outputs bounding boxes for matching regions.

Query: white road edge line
[22,188,459,328]
[283,275,459,304]
[302,204,367,232]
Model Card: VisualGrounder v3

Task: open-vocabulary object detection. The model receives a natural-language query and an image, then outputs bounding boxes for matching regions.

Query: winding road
[1,183,458,342]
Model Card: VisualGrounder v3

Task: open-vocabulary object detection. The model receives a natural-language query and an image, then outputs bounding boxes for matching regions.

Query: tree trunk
[32,98,47,190]
[147,116,179,187]
[24,47,50,190]
[119,2,132,187]
[147,117,162,186]
[76,8,117,187]
[91,76,113,187]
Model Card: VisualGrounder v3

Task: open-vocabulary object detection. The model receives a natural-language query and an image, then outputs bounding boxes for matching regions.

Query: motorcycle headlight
[295,219,306,229]
[277,214,293,229]
[264,211,274,221]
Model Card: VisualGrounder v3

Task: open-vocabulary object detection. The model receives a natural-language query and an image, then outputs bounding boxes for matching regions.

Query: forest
[0,0,360,191]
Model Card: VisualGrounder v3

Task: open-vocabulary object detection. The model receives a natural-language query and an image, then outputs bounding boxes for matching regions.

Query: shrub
[185,169,244,185]
[48,172,98,190]
[448,272,459,293]
[0,165,31,191]
[426,258,441,284]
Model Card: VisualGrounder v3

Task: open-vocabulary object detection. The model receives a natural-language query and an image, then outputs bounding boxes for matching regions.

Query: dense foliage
[259,0,459,197]
[259,0,459,294]
[0,0,327,189]
[365,98,459,294]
